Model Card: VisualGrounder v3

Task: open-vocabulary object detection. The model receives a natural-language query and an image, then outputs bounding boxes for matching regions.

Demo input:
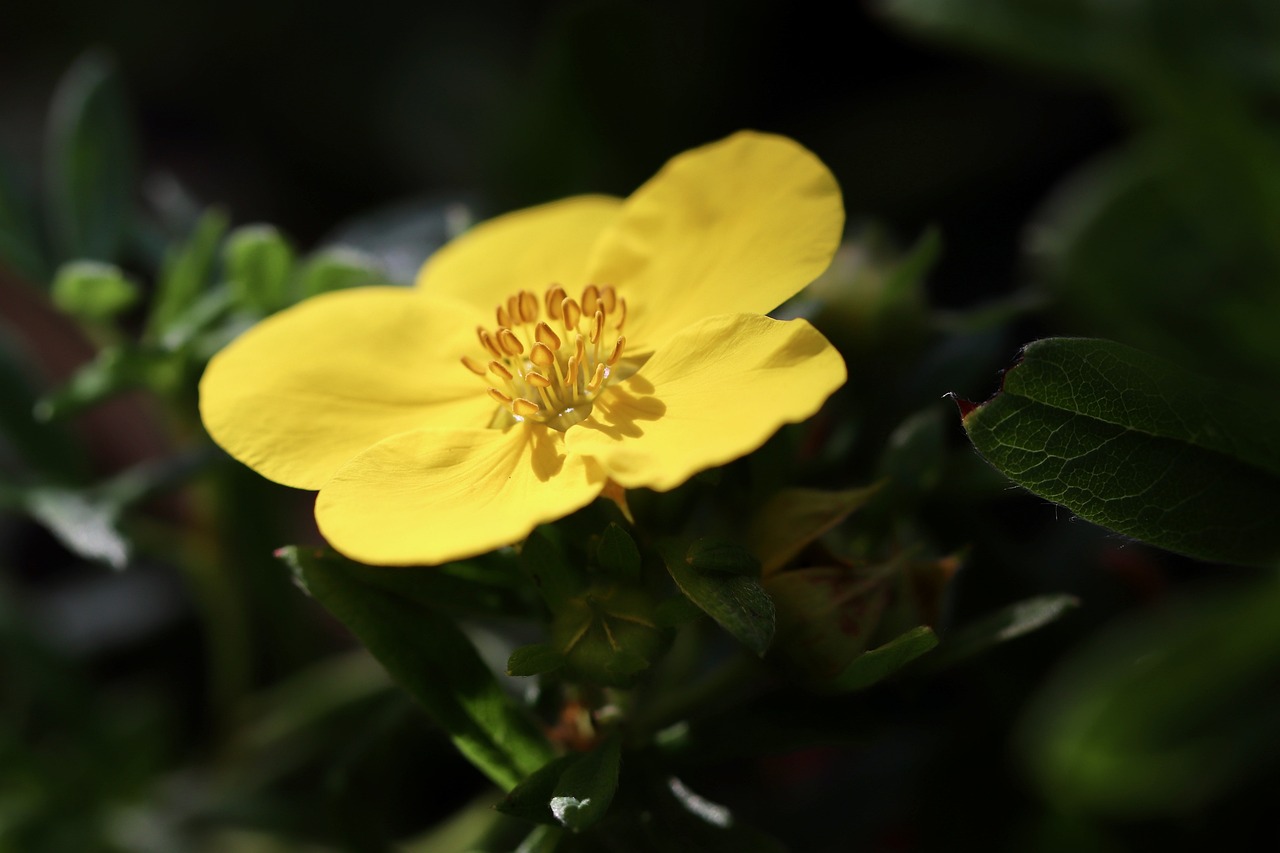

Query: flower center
[462,284,628,431]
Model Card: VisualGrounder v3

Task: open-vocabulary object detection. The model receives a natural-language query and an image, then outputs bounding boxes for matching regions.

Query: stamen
[526,370,552,389]
[519,290,539,323]
[488,388,513,406]
[489,361,514,381]
[546,285,566,320]
[506,295,521,326]
[608,336,626,365]
[581,284,600,315]
[587,362,607,392]
[530,342,556,368]
[614,298,627,330]
[512,398,540,417]
[562,297,581,332]
[478,328,502,359]
[566,355,579,391]
[535,322,561,351]
[589,310,604,344]
[496,305,512,329]
[461,356,486,375]
[600,285,617,312]
[497,328,524,355]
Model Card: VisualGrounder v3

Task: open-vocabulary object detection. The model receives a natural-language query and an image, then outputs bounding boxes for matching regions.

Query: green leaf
[295,246,385,298]
[765,565,891,679]
[497,736,622,832]
[747,485,880,575]
[824,626,938,693]
[685,539,761,577]
[50,260,140,321]
[932,594,1080,668]
[596,523,641,580]
[0,327,84,481]
[661,543,775,657]
[277,547,554,790]
[521,529,585,611]
[34,345,181,421]
[507,644,566,677]
[224,224,296,313]
[959,337,1280,567]
[44,51,137,261]
[1019,578,1280,815]
[148,208,228,339]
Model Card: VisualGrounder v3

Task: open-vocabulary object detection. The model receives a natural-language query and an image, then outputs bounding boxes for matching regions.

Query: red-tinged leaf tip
[944,392,980,418]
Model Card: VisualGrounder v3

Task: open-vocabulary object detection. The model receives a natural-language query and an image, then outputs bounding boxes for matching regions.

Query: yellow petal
[415,195,623,311]
[199,287,494,490]
[585,132,844,351]
[316,424,606,565]
[565,313,845,491]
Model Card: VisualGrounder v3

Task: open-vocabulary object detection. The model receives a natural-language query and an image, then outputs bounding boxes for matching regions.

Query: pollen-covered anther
[518,290,539,323]
[526,370,552,389]
[497,328,524,355]
[589,310,604,344]
[489,361,513,381]
[478,328,502,359]
[488,388,512,406]
[586,362,607,393]
[608,336,626,365]
[530,342,556,368]
[582,284,600,315]
[535,322,561,350]
[461,356,486,376]
[562,297,582,332]
[512,398,540,417]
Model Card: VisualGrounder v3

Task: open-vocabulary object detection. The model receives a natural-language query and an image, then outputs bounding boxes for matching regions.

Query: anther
[530,342,556,368]
[507,295,522,326]
[512,398,540,417]
[546,285,567,319]
[519,290,539,323]
[589,310,604,344]
[461,355,487,375]
[573,334,586,365]
[581,284,600,315]
[562,297,581,331]
[614,298,627,329]
[600,285,617,312]
[496,305,512,329]
[587,362,607,392]
[488,388,513,406]
[566,355,579,388]
[608,336,626,365]
[535,322,561,351]
[478,328,502,359]
[497,328,524,355]
[526,371,552,388]
[489,361,514,381]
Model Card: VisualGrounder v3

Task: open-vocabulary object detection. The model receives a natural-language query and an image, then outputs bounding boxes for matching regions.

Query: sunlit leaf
[824,626,938,693]
[662,543,774,657]
[147,208,228,340]
[224,224,295,314]
[51,260,140,321]
[959,337,1280,566]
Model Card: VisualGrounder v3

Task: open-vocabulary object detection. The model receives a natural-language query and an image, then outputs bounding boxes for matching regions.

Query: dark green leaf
[932,594,1080,667]
[662,543,775,657]
[765,565,891,679]
[653,595,704,628]
[521,529,585,611]
[497,755,578,825]
[224,224,296,313]
[596,523,641,580]
[550,735,622,831]
[747,486,880,575]
[50,260,140,321]
[685,539,760,577]
[43,50,137,261]
[34,345,181,421]
[277,547,554,790]
[0,327,84,481]
[507,644,566,677]
[959,337,1280,566]
[147,208,228,339]
[824,626,938,693]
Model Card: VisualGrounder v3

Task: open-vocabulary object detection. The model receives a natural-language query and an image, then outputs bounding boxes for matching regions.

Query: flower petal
[199,287,495,490]
[565,313,845,491]
[585,132,844,350]
[316,424,606,565]
[416,195,623,311]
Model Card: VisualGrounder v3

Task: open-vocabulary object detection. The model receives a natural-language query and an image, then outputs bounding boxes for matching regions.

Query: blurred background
[3,1,1280,850]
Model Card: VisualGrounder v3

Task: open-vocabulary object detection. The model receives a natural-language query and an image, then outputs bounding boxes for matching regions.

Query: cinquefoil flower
[200,132,846,565]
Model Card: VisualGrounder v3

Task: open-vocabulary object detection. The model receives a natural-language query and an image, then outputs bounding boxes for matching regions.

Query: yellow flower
[199,132,847,565]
